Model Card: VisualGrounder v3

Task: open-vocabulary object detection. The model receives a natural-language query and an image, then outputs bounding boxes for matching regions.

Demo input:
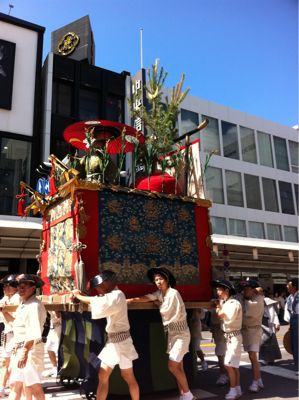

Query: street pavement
[38,324,298,400]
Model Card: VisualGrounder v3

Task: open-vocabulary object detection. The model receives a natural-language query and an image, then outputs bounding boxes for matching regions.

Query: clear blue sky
[1,0,298,127]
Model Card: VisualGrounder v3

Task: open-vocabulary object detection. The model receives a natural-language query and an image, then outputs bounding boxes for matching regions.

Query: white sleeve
[90,292,120,320]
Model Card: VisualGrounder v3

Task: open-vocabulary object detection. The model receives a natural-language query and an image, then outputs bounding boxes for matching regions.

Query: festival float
[13,63,214,398]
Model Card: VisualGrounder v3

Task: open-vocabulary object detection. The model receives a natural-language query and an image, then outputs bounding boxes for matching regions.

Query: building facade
[0,13,45,275]
[176,94,298,293]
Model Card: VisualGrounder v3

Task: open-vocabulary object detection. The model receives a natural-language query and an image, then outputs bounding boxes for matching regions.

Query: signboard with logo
[36,178,50,195]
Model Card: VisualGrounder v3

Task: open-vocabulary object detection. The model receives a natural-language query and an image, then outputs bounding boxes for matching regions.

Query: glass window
[257,131,273,167]
[79,88,99,120]
[181,109,199,135]
[273,136,289,171]
[267,224,282,241]
[52,81,72,116]
[225,170,243,207]
[201,115,220,153]
[221,121,239,159]
[240,126,257,163]
[205,167,224,204]
[295,184,299,214]
[284,226,298,242]
[279,181,295,214]
[105,95,123,122]
[244,174,262,209]
[211,217,227,235]
[289,140,299,173]
[0,138,31,215]
[248,221,265,239]
[262,178,279,212]
[229,219,246,236]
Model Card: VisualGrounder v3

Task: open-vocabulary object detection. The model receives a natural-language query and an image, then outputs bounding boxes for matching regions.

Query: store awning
[0,217,42,259]
[211,234,299,274]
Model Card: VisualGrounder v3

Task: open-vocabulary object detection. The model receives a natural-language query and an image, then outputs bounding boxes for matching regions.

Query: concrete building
[176,94,298,292]
[0,12,45,275]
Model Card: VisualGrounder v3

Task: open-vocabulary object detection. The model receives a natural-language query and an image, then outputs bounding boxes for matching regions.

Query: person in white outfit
[0,275,20,397]
[258,289,281,365]
[127,267,197,400]
[210,303,229,386]
[6,274,47,400]
[71,270,140,400]
[43,311,61,377]
[238,279,264,393]
[211,279,242,400]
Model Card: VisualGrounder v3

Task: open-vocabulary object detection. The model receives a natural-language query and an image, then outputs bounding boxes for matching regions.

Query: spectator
[284,278,298,374]
[259,290,281,365]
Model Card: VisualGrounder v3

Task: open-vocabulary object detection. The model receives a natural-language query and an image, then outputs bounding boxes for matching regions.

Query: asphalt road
[41,324,298,400]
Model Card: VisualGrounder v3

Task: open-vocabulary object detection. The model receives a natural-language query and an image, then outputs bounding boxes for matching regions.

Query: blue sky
[1,0,298,127]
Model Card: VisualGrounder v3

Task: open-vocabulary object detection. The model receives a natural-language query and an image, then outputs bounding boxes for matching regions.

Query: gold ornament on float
[57,32,80,56]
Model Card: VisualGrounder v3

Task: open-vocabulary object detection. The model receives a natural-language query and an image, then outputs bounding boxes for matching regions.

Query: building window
[211,217,227,234]
[52,81,72,116]
[221,121,239,159]
[240,126,257,163]
[105,95,123,122]
[294,184,299,214]
[257,131,273,167]
[205,167,224,204]
[225,170,243,207]
[284,226,298,242]
[229,219,246,236]
[79,88,99,120]
[278,181,295,214]
[267,223,282,241]
[201,115,220,153]
[289,140,299,173]
[273,136,289,171]
[181,109,199,135]
[244,174,262,209]
[262,178,279,212]
[0,138,31,215]
[248,221,265,239]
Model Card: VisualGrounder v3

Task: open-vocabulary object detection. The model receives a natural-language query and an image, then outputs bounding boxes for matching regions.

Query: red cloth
[134,172,183,195]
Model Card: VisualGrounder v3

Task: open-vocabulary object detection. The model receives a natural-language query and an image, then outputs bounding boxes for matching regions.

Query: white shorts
[102,355,133,370]
[242,327,261,352]
[98,337,138,370]
[9,348,44,386]
[224,334,242,369]
[168,330,190,363]
[45,326,61,353]
[243,343,260,352]
[2,332,14,358]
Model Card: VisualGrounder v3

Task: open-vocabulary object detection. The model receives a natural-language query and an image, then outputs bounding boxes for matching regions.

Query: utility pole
[140,28,143,69]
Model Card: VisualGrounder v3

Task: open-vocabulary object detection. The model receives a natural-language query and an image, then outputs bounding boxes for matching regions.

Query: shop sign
[272,273,287,278]
[259,273,271,278]
[242,272,258,277]
[273,278,287,284]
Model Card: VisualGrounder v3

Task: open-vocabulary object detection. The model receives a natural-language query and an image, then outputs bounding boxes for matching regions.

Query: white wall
[0,20,38,136]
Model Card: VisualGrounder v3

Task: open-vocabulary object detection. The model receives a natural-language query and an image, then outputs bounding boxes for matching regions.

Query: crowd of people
[0,270,297,400]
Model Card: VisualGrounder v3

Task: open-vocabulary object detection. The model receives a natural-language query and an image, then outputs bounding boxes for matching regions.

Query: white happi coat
[146,287,190,360]
[11,295,47,373]
[90,288,138,366]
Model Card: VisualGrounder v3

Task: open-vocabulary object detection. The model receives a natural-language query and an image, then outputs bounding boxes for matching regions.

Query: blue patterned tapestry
[98,191,199,285]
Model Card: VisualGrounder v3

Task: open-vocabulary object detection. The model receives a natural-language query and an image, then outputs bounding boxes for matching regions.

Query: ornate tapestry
[47,217,76,292]
[98,191,200,284]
